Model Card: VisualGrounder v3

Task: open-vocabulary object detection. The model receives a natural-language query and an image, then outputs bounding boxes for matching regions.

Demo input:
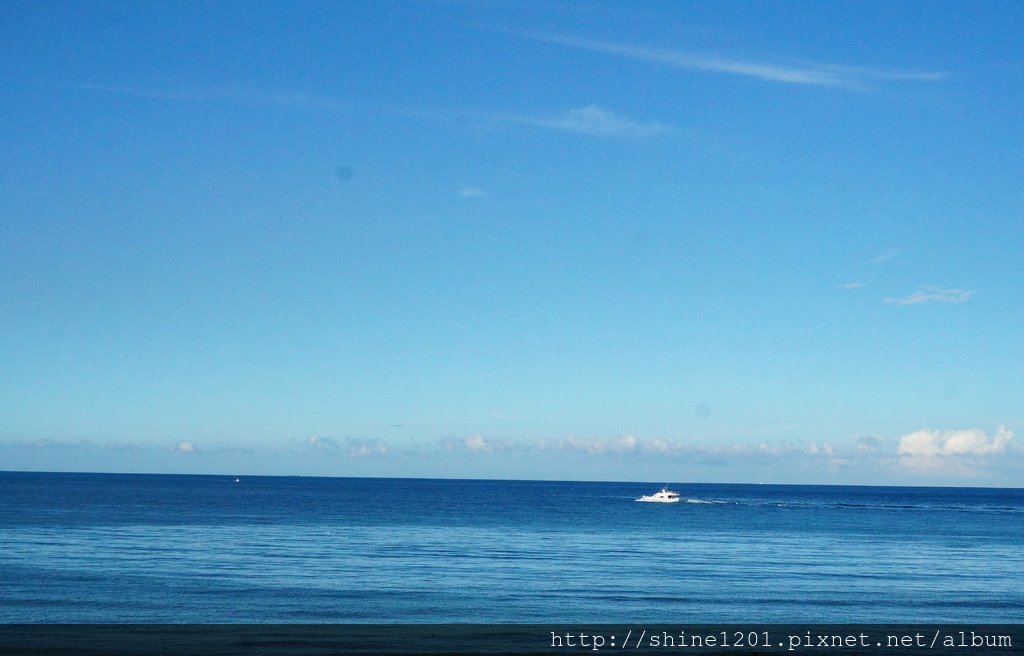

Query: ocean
[0,472,1021,624]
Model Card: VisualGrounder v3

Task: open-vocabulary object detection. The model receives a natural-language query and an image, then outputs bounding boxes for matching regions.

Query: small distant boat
[637,487,682,503]
[233,478,240,483]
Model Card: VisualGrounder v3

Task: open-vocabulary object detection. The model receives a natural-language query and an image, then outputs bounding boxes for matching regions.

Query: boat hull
[636,487,682,503]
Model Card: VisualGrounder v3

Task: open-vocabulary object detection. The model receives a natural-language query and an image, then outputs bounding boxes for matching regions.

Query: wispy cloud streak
[870,249,900,264]
[70,82,350,110]
[489,104,670,137]
[521,32,946,90]
[883,286,974,306]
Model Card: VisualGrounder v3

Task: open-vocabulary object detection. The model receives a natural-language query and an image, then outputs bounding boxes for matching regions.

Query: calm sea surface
[0,472,1021,623]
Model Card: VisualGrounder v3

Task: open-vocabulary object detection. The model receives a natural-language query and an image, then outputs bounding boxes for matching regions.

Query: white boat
[636,487,682,503]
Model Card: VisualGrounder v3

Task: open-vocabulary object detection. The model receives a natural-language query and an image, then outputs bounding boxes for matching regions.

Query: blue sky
[2,1,1022,486]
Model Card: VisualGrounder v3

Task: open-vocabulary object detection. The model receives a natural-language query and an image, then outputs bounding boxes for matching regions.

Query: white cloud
[883,286,974,306]
[856,435,888,453]
[346,438,389,457]
[495,105,670,137]
[645,437,687,454]
[898,426,1012,458]
[896,426,1013,476]
[805,440,835,456]
[464,433,491,452]
[870,249,900,265]
[459,186,486,198]
[536,434,641,454]
[532,435,842,460]
[440,433,522,454]
[304,434,387,456]
[307,434,340,450]
[519,33,945,90]
[176,440,196,454]
[842,282,863,289]
[545,105,668,136]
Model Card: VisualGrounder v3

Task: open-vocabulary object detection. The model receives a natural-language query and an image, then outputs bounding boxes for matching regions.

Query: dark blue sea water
[0,472,1021,623]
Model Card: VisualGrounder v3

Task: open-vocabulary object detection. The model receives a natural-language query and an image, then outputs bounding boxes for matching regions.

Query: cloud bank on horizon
[2,427,1016,485]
